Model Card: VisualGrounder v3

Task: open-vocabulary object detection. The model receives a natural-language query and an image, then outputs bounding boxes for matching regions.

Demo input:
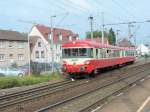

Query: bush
[0,77,19,89]
[49,72,62,80]
[0,73,63,89]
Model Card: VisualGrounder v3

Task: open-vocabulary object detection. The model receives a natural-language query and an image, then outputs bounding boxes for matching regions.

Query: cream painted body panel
[63,58,92,65]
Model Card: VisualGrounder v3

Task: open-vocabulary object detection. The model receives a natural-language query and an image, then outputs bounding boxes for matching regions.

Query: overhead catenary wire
[92,0,133,39]
[111,0,136,20]
[104,20,150,26]
[46,0,68,13]
[57,0,90,15]
[55,12,69,27]
[92,0,130,22]
[67,0,91,13]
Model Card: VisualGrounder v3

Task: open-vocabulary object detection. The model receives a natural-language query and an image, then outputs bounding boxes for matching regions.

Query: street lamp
[88,16,93,40]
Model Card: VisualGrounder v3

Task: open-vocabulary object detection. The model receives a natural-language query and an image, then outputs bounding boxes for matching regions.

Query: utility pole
[50,15,56,74]
[134,35,136,46]
[101,12,104,44]
[89,16,93,40]
[27,33,31,76]
[128,23,131,38]
[128,23,134,45]
[116,29,120,46]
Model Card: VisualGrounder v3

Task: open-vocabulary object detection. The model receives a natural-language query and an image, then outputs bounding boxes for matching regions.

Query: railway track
[0,79,89,110]
[79,76,150,112]
[35,64,150,112]
[0,80,71,102]
[0,63,150,112]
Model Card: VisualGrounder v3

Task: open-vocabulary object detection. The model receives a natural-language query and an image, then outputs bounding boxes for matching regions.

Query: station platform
[92,75,150,112]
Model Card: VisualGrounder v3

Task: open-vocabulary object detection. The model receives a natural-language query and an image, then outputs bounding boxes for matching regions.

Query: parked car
[0,67,26,77]
[19,65,31,75]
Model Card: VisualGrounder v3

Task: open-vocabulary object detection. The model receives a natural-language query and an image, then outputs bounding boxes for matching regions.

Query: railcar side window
[96,49,98,58]
[114,50,120,57]
[89,48,93,58]
[125,50,135,56]
[101,49,106,58]
[63,49,71,57]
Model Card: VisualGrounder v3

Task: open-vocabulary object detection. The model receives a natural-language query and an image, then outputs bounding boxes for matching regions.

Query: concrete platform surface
[92,75,150,112]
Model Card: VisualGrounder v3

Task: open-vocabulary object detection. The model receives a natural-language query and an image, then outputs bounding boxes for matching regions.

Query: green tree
[108,28,116,45]
[86,28,116,45]
[86,30,108,39]
[86,30,101,38]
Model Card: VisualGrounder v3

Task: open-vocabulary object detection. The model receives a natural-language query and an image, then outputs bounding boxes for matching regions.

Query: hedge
[0,72,63,89]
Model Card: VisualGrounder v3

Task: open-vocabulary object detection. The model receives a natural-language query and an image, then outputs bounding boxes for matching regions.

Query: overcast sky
[0,0,150,44]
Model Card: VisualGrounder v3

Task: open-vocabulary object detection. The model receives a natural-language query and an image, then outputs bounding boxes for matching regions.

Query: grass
[0,72,63,89]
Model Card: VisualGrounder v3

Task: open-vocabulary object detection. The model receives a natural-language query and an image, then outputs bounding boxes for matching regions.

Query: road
[92,75,150,112]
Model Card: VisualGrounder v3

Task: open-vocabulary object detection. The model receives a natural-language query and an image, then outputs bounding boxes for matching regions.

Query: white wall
[31,38,48,63]
[137,44,150,55]
[29,26,62,63]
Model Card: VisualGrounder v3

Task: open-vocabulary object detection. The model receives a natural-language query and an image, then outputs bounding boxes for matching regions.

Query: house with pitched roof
[0,29,29,67]
[136,44,150,56]
[118,38,135,47]
[29,24,78,64]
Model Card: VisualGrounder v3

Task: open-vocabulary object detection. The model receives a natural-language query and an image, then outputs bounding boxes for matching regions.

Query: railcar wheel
[94,69,98,74]
[90,69,98,78]
[67,73,76,79]
[84,74,90,79]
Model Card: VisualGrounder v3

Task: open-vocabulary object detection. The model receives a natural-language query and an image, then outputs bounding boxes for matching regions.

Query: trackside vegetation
[0,72,63,89]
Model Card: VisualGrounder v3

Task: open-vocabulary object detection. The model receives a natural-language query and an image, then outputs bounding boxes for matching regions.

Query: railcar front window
[63,48,92,58]
[79,48,87,56]
[72,49,78,56]
[63,49,71,57]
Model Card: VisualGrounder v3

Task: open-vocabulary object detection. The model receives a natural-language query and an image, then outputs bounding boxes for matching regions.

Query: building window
[0,41,4,48]
[35,51,39,58]
[9,41,13,48]
[0,54,5,61]
[18,42,24,48]
[9,54,13,58]
[18,54,24,60]
[41,51,44,58]
[69,36,72,41]
[59,34,62,41]
[38,42,41,47]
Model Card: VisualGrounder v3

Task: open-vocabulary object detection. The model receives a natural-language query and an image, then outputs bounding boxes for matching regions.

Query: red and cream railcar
[62,40,136,78]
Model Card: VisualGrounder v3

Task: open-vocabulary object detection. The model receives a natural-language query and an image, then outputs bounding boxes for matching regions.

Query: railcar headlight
[62,67,67,71]
[80,67,85,71]
[63,61,67,65]
[84,61,90,65]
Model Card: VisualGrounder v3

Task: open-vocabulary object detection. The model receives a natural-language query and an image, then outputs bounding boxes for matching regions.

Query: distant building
[29,24,78,63]
[0,29,29,67]
[118,38,135,47]
[136,44,150,56]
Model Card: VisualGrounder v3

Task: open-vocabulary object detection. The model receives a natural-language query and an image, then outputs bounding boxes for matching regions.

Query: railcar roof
[62,40,134,50]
